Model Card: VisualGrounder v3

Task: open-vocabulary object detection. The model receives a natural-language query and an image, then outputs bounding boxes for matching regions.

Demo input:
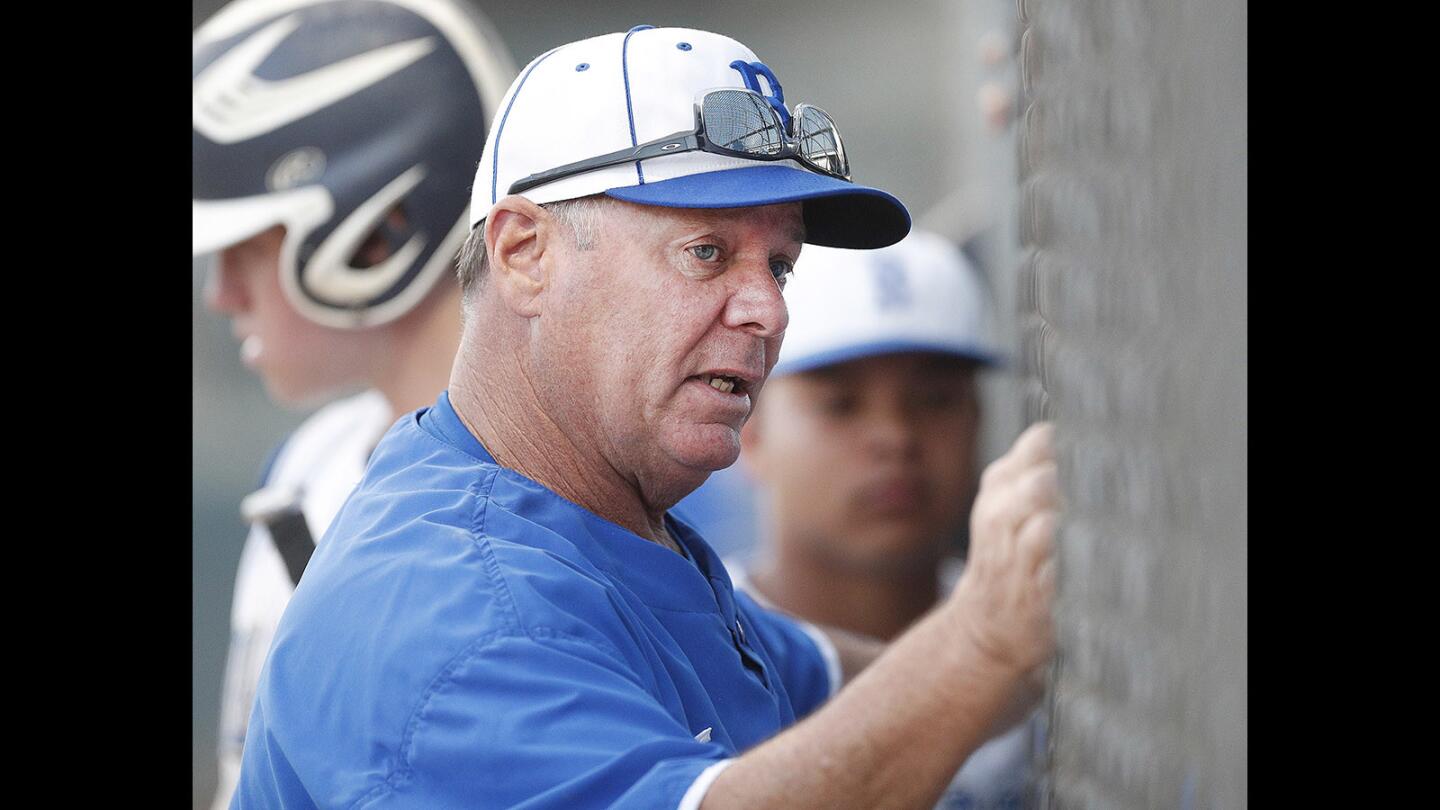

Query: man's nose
[864,401,922,461]
[721,259,789,338]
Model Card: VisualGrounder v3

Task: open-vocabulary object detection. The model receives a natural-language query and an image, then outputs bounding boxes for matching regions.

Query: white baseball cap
[472,25,910,249]
[772,229,1004,376]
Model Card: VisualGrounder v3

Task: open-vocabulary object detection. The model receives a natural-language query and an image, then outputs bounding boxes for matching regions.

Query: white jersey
[211,391,394,810]
[725,557,1037,809]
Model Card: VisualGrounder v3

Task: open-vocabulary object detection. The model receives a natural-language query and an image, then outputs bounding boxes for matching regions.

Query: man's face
[203,225,378,406]
[530,200,802,504]
[742,353,981,573]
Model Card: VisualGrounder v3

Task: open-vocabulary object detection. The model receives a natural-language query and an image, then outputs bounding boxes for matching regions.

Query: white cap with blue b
[773,229,1005,377]
[472,25,910,249]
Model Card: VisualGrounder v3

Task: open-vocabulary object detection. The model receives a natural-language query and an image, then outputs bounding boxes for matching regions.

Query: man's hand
[702,423,1060,810]
[950,422,1059,681]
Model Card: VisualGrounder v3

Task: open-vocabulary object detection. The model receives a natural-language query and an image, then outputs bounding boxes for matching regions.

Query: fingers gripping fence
[1013,0,1246,806]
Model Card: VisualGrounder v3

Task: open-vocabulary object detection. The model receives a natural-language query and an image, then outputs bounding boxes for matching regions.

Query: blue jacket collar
[419,391,738,619]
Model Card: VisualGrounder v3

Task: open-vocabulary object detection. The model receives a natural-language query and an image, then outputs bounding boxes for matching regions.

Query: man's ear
[485,195,555,318]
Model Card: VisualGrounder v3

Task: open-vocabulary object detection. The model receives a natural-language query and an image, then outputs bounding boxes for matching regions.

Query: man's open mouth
[694,373,747,395]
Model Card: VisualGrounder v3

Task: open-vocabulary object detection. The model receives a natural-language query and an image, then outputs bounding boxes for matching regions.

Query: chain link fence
[1013,0,1246,806]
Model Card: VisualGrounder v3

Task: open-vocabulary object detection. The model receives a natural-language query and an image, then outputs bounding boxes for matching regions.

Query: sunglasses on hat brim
[507,88,850,196]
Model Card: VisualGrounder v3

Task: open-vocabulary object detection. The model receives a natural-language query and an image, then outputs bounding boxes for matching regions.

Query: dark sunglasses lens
[703,90,784,156]
[795,106,848,178]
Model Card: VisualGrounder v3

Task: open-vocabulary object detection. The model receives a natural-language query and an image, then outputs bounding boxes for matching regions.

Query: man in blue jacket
[236,25,1059,809]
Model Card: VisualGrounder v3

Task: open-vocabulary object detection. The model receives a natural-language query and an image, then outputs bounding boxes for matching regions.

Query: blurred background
[194,0,1244,807]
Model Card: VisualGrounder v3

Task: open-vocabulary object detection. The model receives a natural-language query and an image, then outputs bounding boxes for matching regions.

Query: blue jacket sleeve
[358,630,730,809]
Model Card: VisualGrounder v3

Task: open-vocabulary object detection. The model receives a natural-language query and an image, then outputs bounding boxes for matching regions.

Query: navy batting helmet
[192,0,515,328]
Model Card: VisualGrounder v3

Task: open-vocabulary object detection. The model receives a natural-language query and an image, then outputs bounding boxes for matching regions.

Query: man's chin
[821,525,950,571]
[667,423,743,473]
[639,432,739,511]
[828,545,945,578]
[262,374,356,411]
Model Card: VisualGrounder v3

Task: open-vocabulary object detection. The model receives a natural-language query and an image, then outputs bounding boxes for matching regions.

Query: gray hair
[455,195,611,309]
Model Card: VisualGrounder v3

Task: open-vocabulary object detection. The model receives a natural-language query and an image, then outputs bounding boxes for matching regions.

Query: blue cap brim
[771,340,1006,378]
[603,165,911,249]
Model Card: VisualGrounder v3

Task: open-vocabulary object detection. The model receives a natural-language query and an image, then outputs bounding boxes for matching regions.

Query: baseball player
[191,1,514,806]
[233,25,1058,809]
[731,229,1036,808]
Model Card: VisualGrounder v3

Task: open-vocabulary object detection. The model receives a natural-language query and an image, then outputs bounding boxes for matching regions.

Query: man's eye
[689,244,721,261]
[818,392,857,416]
[915,387,959,409]
[770,259,794,289]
